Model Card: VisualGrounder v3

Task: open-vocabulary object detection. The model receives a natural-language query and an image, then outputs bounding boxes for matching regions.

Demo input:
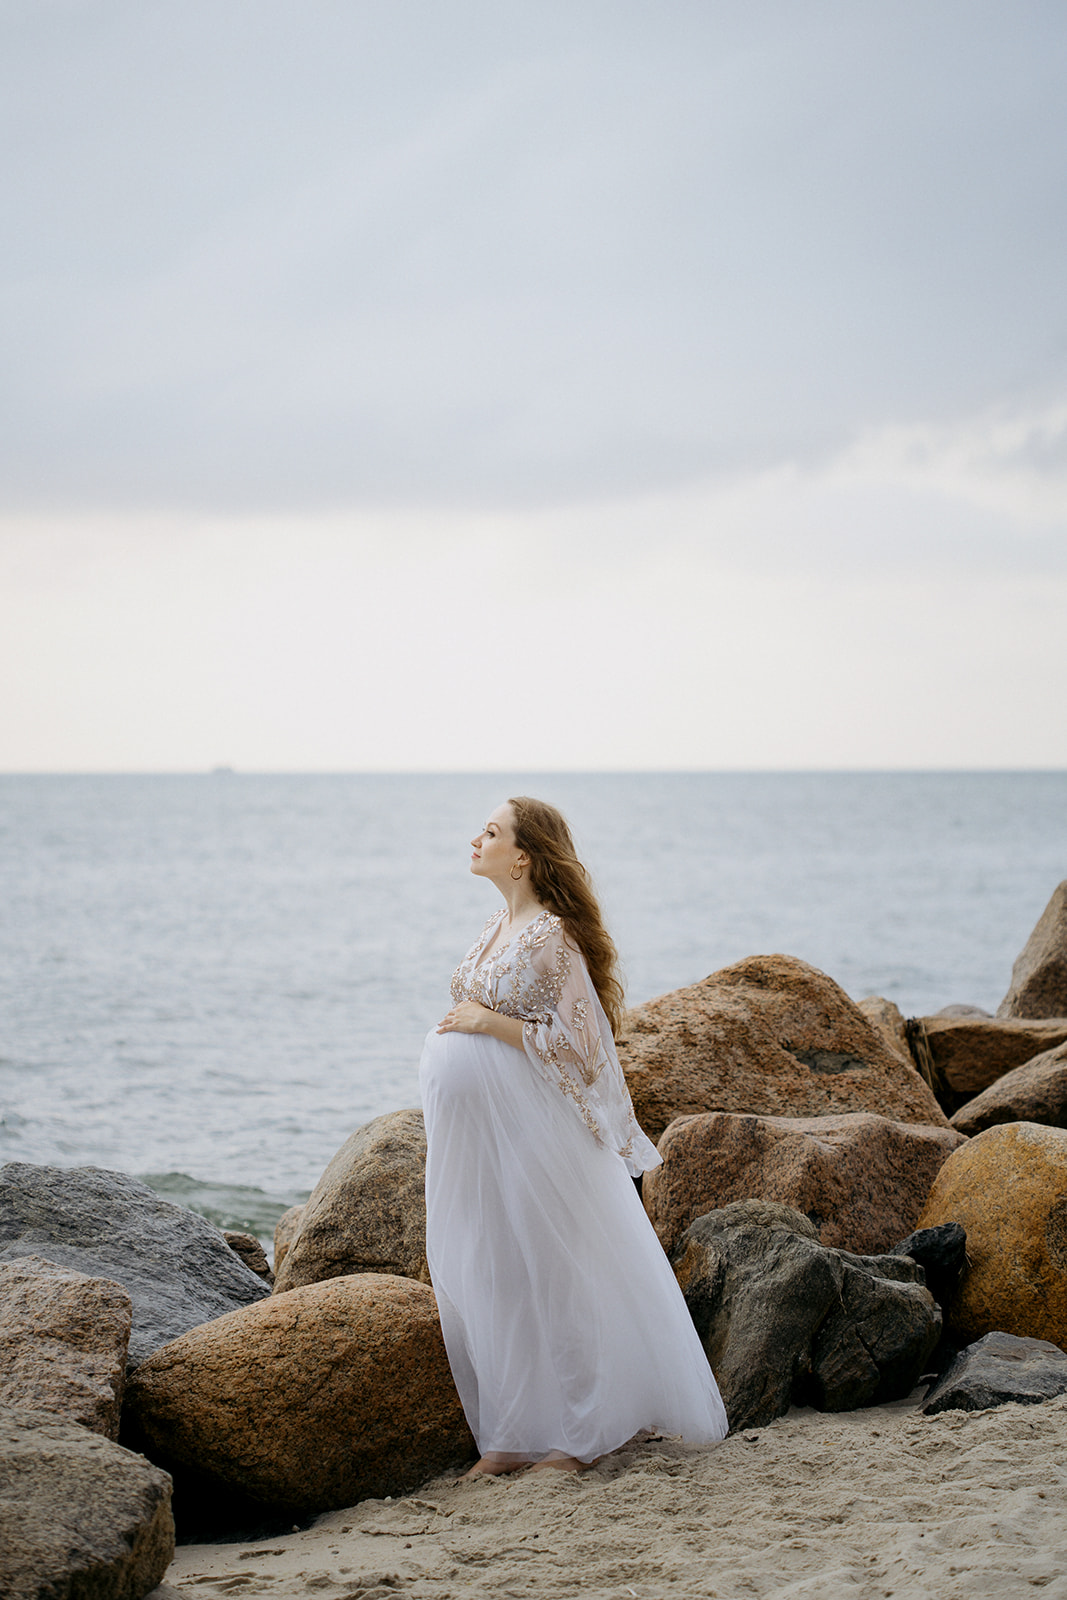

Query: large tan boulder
[998,881,1067,1019]
[644,1111,965,1259]
[273,1109,429,1294]
[914,1016,1067,1105]
[124,1273,472,1515]
[618,955,946,1143]
[951,1041,1067,1136]
[0,1407,173,1600]
[917,1122,1067,1347]
[0,1257,131,1439]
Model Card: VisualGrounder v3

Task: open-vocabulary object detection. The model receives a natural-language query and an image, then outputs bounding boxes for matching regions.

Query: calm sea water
[2,772,1065,1242]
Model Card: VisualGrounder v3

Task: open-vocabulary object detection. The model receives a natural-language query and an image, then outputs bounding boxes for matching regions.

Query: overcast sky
[2,0,1065,770]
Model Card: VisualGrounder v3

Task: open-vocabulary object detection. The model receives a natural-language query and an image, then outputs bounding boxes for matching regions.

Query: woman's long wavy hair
[508,796,625,1039]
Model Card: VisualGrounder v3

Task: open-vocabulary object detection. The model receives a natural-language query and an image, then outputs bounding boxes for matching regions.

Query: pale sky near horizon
[2,0,1065,771]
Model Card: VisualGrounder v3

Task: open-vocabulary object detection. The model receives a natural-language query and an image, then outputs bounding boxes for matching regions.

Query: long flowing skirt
[419,1027,728,1463]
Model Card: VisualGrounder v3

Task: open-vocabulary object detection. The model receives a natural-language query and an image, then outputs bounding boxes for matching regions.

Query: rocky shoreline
[2,880,1067,1598]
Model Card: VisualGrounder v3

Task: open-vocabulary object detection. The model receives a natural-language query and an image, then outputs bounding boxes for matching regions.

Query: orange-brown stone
[125,1273,473,1514]
[917,1121,1067,1348]
[644,1111,965,1259]
[618,954,946,1144]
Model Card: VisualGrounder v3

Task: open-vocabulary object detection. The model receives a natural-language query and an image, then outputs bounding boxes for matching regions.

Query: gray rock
[890,1222,967,1310]
[0,1164,270,1370]
[671,1199,941,1432]
[998,880,1067,1020]
[0,1255,131,1439]
[0,1405,174,1600]
[922,1330,1067,1414]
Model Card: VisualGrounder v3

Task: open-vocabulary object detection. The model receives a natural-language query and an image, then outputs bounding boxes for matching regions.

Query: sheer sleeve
[514,920,661,1177]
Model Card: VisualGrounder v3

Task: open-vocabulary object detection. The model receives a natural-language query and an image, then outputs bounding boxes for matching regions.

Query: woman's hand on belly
[437,1001,526,1051]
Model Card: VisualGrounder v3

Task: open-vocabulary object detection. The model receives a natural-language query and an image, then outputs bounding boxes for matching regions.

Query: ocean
[2,772,1064,1245]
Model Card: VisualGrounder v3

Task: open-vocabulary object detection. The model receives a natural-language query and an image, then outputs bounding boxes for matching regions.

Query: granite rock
[0,1163,270,1370]
[272,1204,305,1275]
[997,880,1067,1020]
[950,1040,1067,1136]
[0,1405,173,1600]
[644,1111,964,1260]
[918,1121,1067,1347]
[671,1199,940,1432]
[0,1255,131,1438]
[922,1330,1067,1415]
[273,1109,429,1293]
[857,996,914,1062]
[889,1222,967,1311]
[223,1231,274,1285]
[618,955,946,1144]
[912,1016,1067,1109]
[125,1272,473,1519]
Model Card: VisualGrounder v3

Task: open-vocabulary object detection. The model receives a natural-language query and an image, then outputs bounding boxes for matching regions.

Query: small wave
[139,1171,309,1251]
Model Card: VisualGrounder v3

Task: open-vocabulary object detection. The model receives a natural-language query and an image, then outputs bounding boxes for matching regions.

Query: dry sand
[157,1393,1067,1600]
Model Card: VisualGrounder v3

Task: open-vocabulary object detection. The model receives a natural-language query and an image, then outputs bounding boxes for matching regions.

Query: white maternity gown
[419,908,728,1464]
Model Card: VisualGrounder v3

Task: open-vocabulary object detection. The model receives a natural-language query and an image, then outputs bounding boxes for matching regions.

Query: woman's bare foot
[527,1454,589,1473]
[459,1454,529,1481]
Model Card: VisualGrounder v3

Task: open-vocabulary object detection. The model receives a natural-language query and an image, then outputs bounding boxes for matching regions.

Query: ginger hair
[507,796,625,1039]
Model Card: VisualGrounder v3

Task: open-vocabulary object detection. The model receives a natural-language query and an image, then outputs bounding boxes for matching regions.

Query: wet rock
[223,1231,274,1286]
[124,1273,473,1521]
[914,1016,1067,1109]
[273,1109,429,1294]
[0,1163,270,1370]
[918,1121,1067,1347]
[0,1406,173,1600]
[618,954,946,1145]
[272,1204,304,1275]
[0,1256,131,1438]
[671,1199,940,1432]
[998,880,1067,1020]
[890,1222,967,1311]
[644,1111,965,1259]
[922,1330,1067,1415]
[950,1040,1067,1136]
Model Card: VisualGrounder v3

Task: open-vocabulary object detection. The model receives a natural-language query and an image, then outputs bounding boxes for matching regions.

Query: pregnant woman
[418,795,728,1476]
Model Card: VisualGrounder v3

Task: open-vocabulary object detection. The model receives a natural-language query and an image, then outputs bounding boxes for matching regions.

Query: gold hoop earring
[510,863,524,881]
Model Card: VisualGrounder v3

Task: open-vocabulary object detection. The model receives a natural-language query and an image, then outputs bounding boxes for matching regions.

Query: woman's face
[470,803,525,881]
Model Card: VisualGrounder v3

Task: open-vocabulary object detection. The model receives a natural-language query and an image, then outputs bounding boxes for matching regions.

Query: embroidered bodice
[450,908,661,1176]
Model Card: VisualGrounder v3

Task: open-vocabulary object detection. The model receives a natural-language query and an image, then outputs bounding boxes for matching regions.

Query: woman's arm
[436,999,526,1051]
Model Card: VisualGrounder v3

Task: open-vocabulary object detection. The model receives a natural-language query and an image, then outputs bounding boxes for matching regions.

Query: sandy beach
[160,1391,1067,1600]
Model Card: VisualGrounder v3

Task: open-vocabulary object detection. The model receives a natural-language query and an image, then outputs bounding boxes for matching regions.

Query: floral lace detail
[448,910,661,1176]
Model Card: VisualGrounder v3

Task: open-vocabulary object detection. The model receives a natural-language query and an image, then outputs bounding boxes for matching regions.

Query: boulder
[0,1406,173,1600]
[671,1200,940,1432]
[912,1016,1067,1109]
[617,955,946,1145]
[273,1109,429,1294]
[997,880,1067,1019]
[889,1222,967,1311]
[272,1204,304,1275]
[857,996,913,1062]
[935,1004,992,1019]
[917,1121,1067,1347]
[0,1164,270,1370]
[124,1273,473,1519]
[644,1111,965,1259]
[922,1330,1067,1415]
[223,1231,274,1286]
[950,1040,1067,1136]
[0,1256,130,1439]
